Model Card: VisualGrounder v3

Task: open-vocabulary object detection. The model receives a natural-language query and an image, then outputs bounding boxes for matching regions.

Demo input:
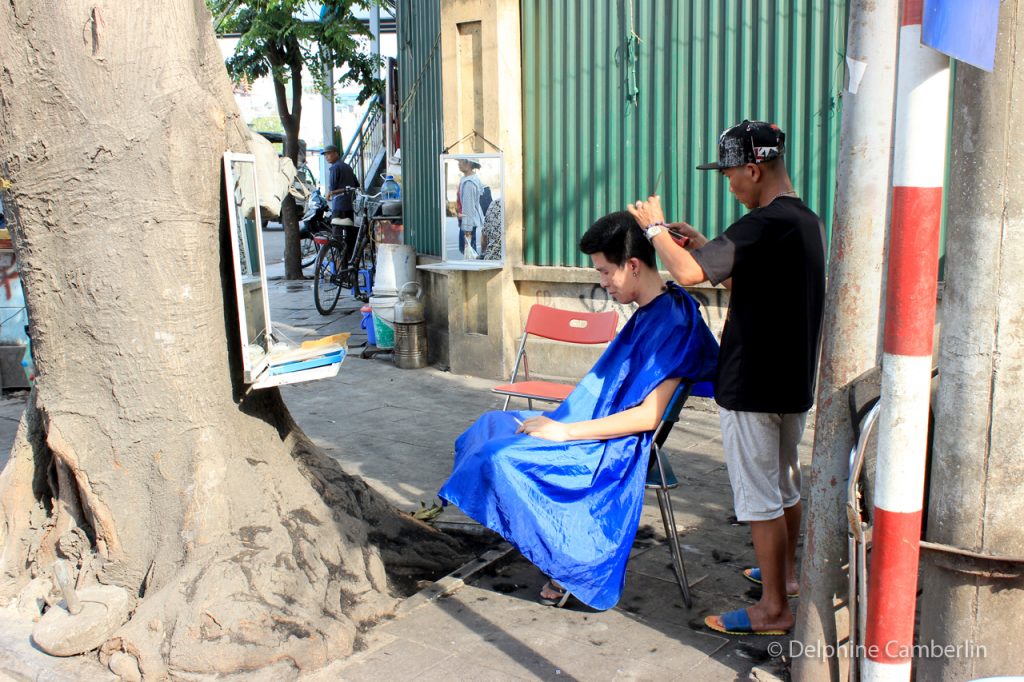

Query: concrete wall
[426,0,522,381]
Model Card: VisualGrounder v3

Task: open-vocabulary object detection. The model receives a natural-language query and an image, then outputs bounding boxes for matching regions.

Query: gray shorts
[719,408,807,522]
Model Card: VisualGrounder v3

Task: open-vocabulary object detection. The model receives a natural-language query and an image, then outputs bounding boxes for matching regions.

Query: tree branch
[266,46,294,132]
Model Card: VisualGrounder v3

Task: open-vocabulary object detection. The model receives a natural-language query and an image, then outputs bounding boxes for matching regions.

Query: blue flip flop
[704,608,789,636]
[742,567,799,598]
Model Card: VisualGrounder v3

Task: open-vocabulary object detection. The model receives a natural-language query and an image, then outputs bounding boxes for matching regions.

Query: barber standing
[628,120,825,637]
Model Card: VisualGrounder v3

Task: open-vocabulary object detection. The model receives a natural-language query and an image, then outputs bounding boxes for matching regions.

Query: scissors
[649,171,691,246]
[651,170,663,197]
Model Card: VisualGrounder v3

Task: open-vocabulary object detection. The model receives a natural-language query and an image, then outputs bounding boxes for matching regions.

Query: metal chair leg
[848,533,860,682]
[655,485,692,608]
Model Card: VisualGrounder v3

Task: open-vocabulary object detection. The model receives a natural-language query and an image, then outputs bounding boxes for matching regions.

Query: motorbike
[298,188,331,267]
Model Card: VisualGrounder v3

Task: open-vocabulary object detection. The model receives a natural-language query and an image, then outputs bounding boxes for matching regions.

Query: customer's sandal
[742,567,800,598]
[538,580,572,607]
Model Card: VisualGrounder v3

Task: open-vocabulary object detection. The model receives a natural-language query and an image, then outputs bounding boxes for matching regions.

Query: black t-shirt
[691,196,826,413]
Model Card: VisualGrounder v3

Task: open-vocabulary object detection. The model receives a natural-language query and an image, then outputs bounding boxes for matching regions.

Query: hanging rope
[471,130,504,153]
[442,130,504,155]
[442,131,475,154]
[399,30,442,123]
[625,0,642,107]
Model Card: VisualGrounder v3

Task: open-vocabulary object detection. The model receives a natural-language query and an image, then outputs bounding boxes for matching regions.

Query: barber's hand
[517,416,572,442]
[627,195,667,229]
[667,222,704,249]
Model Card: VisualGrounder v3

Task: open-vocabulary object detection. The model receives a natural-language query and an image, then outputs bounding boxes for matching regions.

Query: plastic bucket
[373,244,416,297]
[369,295,398,349]
[360,305,376,346]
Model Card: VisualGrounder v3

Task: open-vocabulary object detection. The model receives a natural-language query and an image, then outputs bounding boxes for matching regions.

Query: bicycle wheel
[313,243,343,315]
[300,234,318,267]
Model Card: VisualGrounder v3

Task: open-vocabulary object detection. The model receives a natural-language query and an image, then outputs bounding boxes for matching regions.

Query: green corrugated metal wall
[397,0,443,256]
[521,1,849,267]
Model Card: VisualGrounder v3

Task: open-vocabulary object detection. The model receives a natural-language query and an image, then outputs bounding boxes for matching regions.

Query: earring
[632,269,639,279]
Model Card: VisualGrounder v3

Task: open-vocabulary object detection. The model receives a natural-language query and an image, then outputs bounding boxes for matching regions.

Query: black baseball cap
[697,120,786,170]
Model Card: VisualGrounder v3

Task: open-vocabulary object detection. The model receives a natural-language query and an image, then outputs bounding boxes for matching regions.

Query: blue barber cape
[439,283,719,610]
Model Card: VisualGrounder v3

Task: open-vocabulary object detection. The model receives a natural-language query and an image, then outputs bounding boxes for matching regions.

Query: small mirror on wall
[439,153,505,269]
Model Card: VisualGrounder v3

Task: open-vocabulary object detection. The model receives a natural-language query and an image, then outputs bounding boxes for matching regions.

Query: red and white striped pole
[863,1,950,680]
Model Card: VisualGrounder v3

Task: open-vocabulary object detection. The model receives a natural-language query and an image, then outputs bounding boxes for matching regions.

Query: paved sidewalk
[0,258,811,681]
[266,262,812,681]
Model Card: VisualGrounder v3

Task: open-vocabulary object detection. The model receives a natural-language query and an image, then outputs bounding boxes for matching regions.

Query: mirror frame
[438,152,506,269]
[224,152,272,383]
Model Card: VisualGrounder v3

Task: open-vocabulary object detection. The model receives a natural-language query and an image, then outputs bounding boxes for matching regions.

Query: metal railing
[343,96,385,190]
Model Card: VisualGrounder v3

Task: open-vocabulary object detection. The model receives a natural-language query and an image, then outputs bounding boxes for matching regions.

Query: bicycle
[312,189,380,314]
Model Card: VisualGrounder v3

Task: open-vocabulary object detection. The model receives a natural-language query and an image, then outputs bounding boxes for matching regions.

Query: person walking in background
[628,120,825,636]
[457,159,484,258]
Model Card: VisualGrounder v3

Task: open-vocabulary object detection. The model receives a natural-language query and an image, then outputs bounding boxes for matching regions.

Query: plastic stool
[352,269,373,297]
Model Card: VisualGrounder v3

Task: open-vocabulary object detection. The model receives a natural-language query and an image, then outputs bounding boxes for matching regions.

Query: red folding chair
[492,304,618,410]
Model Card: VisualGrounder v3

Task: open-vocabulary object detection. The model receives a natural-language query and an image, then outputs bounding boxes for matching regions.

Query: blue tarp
[440,284,719,610]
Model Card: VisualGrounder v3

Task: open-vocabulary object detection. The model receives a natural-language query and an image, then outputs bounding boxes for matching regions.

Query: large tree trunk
[0,2,463,678]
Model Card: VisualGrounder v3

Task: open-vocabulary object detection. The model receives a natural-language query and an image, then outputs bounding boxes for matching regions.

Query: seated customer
[439,211,719,610]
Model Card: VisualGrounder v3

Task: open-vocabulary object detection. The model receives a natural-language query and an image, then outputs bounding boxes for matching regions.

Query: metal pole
[918,2,1024,678]
[322,68,335,154]
[792,0,898,679]
[863,3,950,680]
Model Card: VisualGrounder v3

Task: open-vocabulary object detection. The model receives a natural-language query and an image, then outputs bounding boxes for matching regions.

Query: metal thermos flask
[393,282,427,369]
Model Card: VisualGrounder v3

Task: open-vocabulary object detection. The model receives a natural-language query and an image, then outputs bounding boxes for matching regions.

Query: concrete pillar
[918,2,1024,678]
[792,1,898,679]
[439,0,523,379]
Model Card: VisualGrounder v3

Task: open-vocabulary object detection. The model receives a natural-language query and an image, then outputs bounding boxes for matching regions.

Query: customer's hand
[627,194,666,229]
[518,416,572,442]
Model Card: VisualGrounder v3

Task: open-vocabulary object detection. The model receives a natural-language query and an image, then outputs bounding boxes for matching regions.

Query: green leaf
[210,0,382,117]
[410,501,445,523]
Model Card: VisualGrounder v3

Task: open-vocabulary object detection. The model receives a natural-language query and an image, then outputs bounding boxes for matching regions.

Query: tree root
[0,392,55,601]
[256,389,474,574]
[0,388,479,678]
[39,412,116,560]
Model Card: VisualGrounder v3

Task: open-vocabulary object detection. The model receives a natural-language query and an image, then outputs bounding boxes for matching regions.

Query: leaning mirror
[439,153,505,268]
[224,152,272,383]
